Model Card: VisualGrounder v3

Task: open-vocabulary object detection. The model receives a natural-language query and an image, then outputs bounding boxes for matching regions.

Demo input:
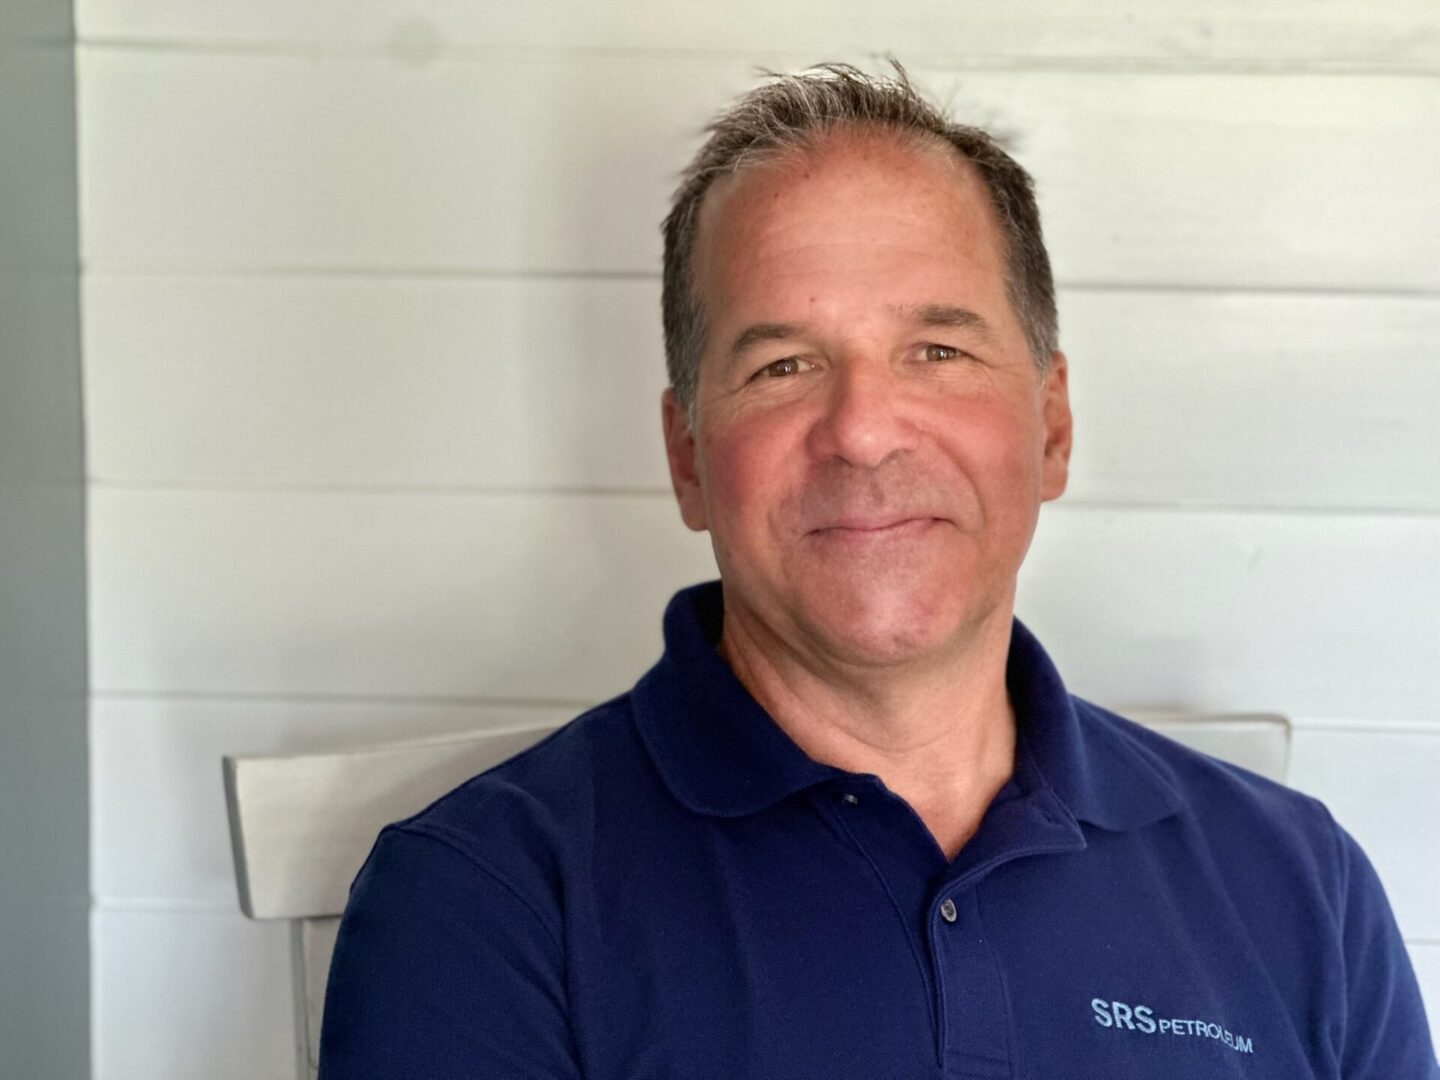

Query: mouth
[810,516,943,538]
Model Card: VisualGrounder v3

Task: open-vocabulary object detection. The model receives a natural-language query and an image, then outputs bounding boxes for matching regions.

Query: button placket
[932,890,1015,1077]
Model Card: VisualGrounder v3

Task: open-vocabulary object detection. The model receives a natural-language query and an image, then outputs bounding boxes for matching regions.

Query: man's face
[663,131,1072,671]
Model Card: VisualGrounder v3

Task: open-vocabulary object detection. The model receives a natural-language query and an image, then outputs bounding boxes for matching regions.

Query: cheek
[697,435,757,525]
[982,412,1044,478]
[698,419,796,536]
[987,385,1046,453]
[930,401,1046,506]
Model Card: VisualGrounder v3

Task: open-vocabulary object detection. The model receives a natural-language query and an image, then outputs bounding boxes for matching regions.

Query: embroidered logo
[1091,997,1254,1055]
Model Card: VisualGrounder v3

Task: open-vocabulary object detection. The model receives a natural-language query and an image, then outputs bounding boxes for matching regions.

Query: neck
[717,601,1018,861]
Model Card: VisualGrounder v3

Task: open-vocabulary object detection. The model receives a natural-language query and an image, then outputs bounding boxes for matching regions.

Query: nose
[805,359,918,470]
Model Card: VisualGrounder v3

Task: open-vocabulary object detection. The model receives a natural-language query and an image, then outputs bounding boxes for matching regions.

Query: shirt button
[841,793,859,805]
[939,898,958,923]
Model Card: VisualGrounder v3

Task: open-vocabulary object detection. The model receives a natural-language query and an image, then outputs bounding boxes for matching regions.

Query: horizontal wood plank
[81,274,675,491]
[77,52,1440,289]
[88,489,1440,720]
[87,489,717,702]
[1062,291,1440,511]
[1015,509,1440,723]
[92,908,295,1080]
[72,0,1440,71]
[83,275,1440,510]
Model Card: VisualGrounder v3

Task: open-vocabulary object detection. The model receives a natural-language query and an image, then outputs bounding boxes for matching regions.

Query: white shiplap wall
[76,4,1440,1076]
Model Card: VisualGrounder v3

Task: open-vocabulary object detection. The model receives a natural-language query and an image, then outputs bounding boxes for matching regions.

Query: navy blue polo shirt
[319,581,1438,1079]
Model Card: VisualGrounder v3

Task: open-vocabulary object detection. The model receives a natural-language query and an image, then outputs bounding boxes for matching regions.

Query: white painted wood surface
[89,490,1440,721]
[73,0,1440,70]
[78,54,1440,289]
[82,276,1440,510]
[77,3,1440,1074]
[92,907,295,1080]
[87,489,714,703]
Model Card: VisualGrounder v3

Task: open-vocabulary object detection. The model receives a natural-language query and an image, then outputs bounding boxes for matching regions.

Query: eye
[753,356,811,380]
[922,343,966,363]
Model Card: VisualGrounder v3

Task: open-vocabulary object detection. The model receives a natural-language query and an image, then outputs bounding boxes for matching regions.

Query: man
[319,64,1438,1078]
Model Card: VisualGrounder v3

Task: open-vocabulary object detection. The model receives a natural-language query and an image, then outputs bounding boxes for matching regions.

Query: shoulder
[408,695,642,824]
[1072,700,1438,1075]
[358,695,649,906]
[1070,697,1346,885]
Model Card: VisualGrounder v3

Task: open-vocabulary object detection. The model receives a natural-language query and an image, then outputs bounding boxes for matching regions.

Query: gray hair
[661,61,1058,420]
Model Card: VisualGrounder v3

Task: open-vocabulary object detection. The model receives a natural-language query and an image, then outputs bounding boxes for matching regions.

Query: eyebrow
[727,322,806,362]
[892,303,997,340]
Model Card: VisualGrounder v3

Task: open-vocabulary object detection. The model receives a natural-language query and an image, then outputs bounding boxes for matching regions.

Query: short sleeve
[317,824,582,1080]
[1333,822,1440,1078]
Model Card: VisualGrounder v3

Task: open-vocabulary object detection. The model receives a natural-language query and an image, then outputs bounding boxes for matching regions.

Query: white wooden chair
[223,712,1289,1080]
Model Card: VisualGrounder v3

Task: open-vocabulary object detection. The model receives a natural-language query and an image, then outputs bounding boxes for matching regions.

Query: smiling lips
[810,516,943,538]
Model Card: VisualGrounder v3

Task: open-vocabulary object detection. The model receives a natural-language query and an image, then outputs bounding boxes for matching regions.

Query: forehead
[692,129,1010,313]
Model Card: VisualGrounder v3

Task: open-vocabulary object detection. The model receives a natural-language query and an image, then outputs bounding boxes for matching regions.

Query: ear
[1039,351,1073,502]
[661,388,709,532]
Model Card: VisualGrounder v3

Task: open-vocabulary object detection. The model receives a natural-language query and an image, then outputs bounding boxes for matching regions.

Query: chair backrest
[223,711,1289,1080]
[223,723,563,1080]
[1126,711,1291,786]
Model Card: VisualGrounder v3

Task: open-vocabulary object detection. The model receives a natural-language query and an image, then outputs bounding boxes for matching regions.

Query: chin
[799,579,968,669]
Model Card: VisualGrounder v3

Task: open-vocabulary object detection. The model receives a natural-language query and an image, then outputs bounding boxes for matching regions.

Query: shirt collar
[632,581,1182,831]
[632,582,842,818]
[1003,616,1183,831]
